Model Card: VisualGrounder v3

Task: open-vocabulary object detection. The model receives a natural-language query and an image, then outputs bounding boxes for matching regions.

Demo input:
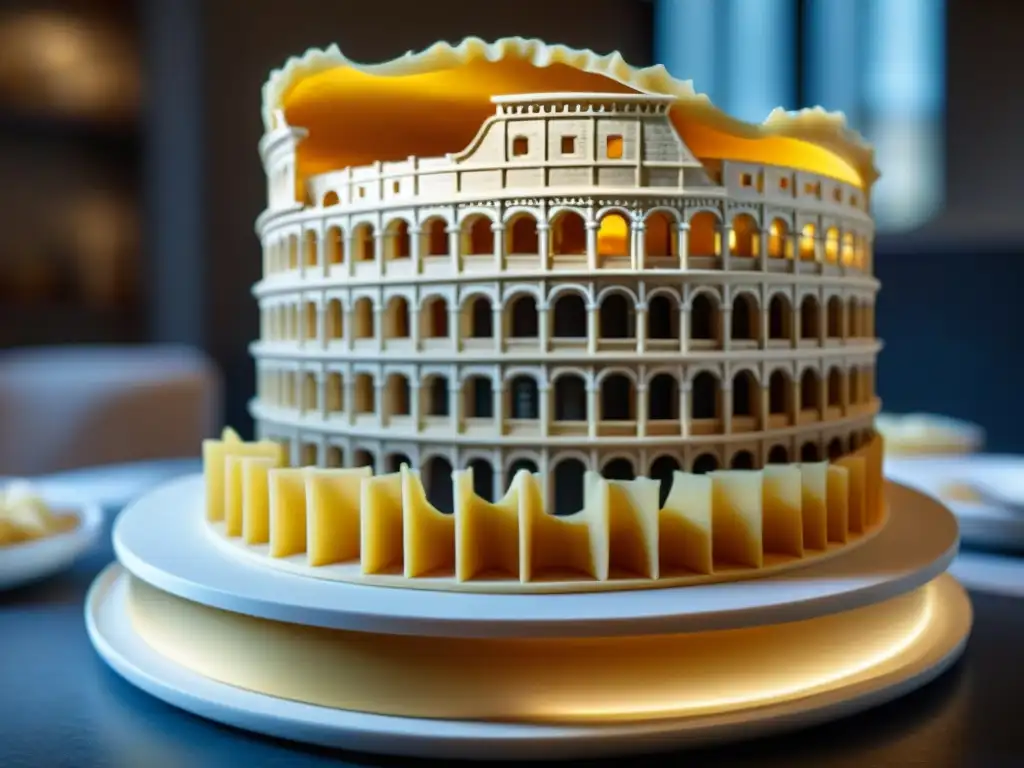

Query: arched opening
[730,450,755,469]
[644,211,676,258]
[553,293,587,339]
[827,367,843,407]
[847,298,859,337]
[768,370,791,418]
[648,294,678,340]
[354,373,375,414]
[551,210,586,256]
[599,292,634,339]
[768,218,790,258]
[325,226,344,264]
[731,293,758,340]
[597,212,630,260]
[826,296,843,338]
[600,374,634,421]
[322,190,340,207]
[326,299,343,340]
[353,298,374,339]
[510,375,539,419]
[386,453,411,474]
[824,227,840,262]
[732,370,758,419]
[689,211,718,256]
[691,371,719,420]
[553,458,586,515]
[385,373,410,416]
[841,232,855,265]
[303,230,317,267]
[767,445,789,464]
[649,455,681,507]
[353,223,375,261]
[462,215,493,256]
[800,369,820,411]
[423,456,454,514]
[325,372,343,412]
[800,296,819,339]
[420,297,449,339]
[464,376,494,419]
[468,458,495,502]
[602,457,635,481]
[799,224,817,261]
[385,219,411,260]
[326,446,344,468]
[800,442,820,462]
[469,296,493,338]
[554,375,587,421]
[827,437,844,460]
[384,296,410,338]
[729,213,758,257]
[302,372,318,411]
[648,374,679,420]
[424,375,449,416]
[768,294,791,340]
[691,453,719,474]
[506,213,539,254]
[690,293,719,341]
[423,218,448,256]
[352,449,375,474]
[506,458,539,494]
[509,295,539,338]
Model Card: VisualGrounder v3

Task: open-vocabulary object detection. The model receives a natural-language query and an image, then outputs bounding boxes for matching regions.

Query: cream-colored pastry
[0,480,77,545]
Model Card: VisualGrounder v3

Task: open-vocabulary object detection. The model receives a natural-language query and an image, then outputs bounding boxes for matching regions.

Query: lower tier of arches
[254,415,876,516]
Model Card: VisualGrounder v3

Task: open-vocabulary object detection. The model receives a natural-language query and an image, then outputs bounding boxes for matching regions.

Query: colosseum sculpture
[252,55,879,516]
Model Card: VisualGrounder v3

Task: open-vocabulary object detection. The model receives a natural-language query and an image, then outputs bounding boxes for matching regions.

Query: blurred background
[0,0,1021,474]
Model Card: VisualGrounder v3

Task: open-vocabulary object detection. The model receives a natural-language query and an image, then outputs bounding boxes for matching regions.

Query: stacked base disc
[86,476,971,761]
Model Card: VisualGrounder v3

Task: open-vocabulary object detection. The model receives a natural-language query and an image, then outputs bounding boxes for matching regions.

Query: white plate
[86,564,972,761]
[885,455,1024,551]
[112,474,959,638]
[0,502,103,590]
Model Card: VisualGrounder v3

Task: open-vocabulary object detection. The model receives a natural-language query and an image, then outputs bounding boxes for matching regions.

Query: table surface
[1,461,1023,768]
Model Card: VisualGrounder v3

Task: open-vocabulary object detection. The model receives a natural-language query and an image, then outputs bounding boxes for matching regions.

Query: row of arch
[261,290,876,345]
[258,364,877,431]
[263,208,872,274]
[264,427,875,513]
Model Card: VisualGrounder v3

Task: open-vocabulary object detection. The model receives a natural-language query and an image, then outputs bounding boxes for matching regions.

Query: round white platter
[0,503,103,591]
[113,474,959,639]
[87,563,971,761]
[950,550,1024,598]
[886,455,1024,551]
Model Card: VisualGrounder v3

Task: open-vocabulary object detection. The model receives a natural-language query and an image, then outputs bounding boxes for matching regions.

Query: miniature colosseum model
[209,39,885,591]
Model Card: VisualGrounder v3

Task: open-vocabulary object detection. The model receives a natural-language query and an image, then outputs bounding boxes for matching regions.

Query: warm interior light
[597,214,629,256]
[271,42,871,195]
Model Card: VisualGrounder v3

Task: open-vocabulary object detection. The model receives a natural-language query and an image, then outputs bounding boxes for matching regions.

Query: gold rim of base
[127,574,967,725]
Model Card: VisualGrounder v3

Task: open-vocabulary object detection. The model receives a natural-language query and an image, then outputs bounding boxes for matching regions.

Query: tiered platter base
[86,477,972,760]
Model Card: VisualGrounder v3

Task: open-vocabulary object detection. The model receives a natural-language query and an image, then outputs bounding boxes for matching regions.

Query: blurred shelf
[0,302,143,347]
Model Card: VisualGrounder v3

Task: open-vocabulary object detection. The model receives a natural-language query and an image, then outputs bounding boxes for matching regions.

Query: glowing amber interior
[281,58,865,190]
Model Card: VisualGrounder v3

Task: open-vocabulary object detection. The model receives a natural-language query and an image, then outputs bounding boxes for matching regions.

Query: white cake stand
[85,474,972,761]
[886,454,1024,551]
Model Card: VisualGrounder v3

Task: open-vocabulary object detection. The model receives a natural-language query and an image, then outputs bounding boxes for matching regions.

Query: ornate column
[759,228,769,271]
[491,222,505,271]
[587,382,599,439]
[492,305,503,353]
[679,382,690,437]
[374,306,384,351]
[374,378,385,428]
[721,379,733,434]
[636,303,648,354]
[636,382,648,437]
[587,305,599,354]
[760,384,770,432]
[410,380,421,431]
[410,300,421,350]
[492,382,505,436]
[538,303,549,353]
[449,305,461,352]
[721,306,732,352]
[373,231,385,277]
[679,303,689,353]
[408,225,422,274]
[536,222,550,270]
[585,220,599,271]
[446,225,461,274]
[677,221,690,269]
[344,374,356,426]
[633,221,646,270]
[539,381,550,438]
[719,223,730,271]
[448,377,463,434]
